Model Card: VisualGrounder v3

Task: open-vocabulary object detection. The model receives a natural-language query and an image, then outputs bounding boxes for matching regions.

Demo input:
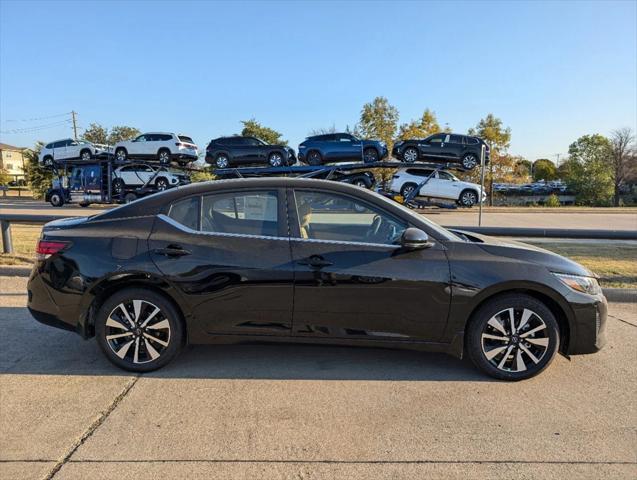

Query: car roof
[141,132,174,135]
[47,138,73,143]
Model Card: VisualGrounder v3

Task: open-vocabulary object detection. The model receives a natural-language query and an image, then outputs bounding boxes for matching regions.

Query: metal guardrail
[2,213,636,254]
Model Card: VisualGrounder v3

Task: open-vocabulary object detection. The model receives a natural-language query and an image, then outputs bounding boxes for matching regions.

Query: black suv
[393,133,490,170]
[298,133,388,165]
[205,136,296,169]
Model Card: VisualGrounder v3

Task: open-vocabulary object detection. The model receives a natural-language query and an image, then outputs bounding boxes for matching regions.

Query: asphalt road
[1,276,636,480]
[1,199,636,230]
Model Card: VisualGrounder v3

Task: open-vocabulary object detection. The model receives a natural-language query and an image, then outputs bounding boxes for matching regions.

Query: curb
[0,265,32,277]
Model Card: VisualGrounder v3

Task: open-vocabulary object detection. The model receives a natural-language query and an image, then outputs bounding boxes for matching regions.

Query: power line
[0,119,72,135]
[1,112,72,123]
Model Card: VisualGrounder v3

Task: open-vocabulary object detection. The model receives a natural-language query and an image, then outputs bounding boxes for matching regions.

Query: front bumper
[566,293,608,355]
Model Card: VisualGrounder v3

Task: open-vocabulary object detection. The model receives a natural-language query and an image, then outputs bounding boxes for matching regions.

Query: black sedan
[27,178,606,380]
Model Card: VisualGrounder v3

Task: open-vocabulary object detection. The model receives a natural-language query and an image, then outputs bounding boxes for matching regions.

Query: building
[0,142,27,178]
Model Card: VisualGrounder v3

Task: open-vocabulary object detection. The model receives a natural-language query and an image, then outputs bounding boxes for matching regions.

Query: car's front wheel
[215,154,229,169]
[155,177,169,191]
[466,294,560,381]
[95,289,184,372]
[461,153,478,170]
[158,149,171,165]
[307,150,322,166]
[49,192,64,207]
[112,178,125,195]
[115,148,127,162]
[402,147,418,163]
[459,189,478,207]
[268,152,284,167]
[363,148,379,163]
[80,149,92,162]
[400,182,418,199]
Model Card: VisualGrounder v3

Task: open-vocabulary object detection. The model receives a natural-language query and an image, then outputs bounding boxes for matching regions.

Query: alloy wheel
[480,307,550,373]
[269,153,283,167]
[401,185,416,198]
[104,300,171,365]
[462,155,477,169]
[403,148,418,163]
[81,151,91,161]
[116,149,127,162]
[216,156,229,168]
[364,149,378,163]
[159,150,170,164]
[461,191,477,206]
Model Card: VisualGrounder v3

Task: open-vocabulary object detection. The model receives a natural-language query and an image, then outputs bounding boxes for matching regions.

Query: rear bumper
[27,268,82,335]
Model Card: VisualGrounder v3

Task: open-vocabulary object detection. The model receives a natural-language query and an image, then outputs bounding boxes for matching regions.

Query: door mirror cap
[400,228,433,250]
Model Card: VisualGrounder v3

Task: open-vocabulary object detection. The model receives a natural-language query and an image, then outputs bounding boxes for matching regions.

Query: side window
[294,190,406,245]
[438,171,454,181]
[449,135,463,144]
[136,135,147,142]
[406,169,432,177]
[168,196,200,231]
[336,134,352,142]
[161,134,173,141]
[428,134,445,144]
[201,191,279,237]
[467,137,479,145]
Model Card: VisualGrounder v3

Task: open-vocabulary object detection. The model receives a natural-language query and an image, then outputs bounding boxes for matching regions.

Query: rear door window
[168,196,200,231]
[201,191,279,237]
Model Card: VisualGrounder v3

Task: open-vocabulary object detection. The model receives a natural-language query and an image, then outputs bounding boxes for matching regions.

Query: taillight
[36,240,70,260]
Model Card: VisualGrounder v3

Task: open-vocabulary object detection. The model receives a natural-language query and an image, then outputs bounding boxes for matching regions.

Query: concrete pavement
[0,275,636,480]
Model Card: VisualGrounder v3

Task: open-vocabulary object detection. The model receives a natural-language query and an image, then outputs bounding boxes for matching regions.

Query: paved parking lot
[1,275,636,479]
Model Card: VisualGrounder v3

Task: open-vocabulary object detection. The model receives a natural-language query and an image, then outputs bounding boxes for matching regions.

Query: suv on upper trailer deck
[205,136,296,169]
[113,133,198,166]
[298,133,388,165]
[393,133,489,170]
[39,139,111,166]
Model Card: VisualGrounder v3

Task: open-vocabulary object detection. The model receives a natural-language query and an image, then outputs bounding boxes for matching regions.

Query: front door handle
[154,245,191,257]
[298,255,333,268]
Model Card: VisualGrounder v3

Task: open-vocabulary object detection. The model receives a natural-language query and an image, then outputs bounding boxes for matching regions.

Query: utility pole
[554,153,561,167]
[71,111,78,140]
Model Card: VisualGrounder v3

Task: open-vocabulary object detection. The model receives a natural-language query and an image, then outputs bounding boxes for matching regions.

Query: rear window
[178,136,194,144]
[466,137,479,145]
[168,196,200,231]
[406,169,433,177]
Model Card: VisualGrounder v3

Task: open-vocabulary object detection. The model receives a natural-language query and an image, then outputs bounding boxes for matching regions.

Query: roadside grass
[1,225,635,288]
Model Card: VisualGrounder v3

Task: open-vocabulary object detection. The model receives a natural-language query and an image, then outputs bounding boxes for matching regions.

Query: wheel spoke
[518,308,533,331]
[132,300,143,323]
[519,344,540,364]
[482,333,510,342]
[140,307,161,328]
[106,332,133,341]
[133,337,140,364]
[115,339,135,359]
[485,345,508,360]
[507,308,516,334]
[487,316,508,336]
[143,332,169,347]
[497,345,514,369]
[106,316,129,331]
[144,338,161,360]
[118,304,135,328]
[146,318,169,330]
[520,324,546,338]
[526,337,549,347]
[515,348,527,371]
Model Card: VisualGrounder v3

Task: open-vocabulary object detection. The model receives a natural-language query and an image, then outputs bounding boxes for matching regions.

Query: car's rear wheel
[80,149,92,162]
[400,182,418,199]
[363,148,379,163]
[307,150,322,166]
[268,152,284,167]
[158,149,171,165]
[459,189,478,207]
[49,192,64,207]
[95,289,184,372]
[43,156,54,167]
[155,177,169,191]
[215,154,229,169]
[402,147,418,163]
[462,153,478,170]
[115,148,127,162]
[466,294,559,381]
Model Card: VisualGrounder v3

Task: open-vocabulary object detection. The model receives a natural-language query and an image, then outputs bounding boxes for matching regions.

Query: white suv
[113,132,198,165]
[390,167,487,207]
[39,139,110,166]
[112,164,189,193]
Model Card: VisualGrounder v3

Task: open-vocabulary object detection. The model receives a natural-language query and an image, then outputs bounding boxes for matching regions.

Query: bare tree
[308,124,337,136]
[610,127,635,206]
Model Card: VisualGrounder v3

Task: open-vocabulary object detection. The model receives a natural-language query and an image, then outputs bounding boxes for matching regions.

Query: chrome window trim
[291,237,401,249]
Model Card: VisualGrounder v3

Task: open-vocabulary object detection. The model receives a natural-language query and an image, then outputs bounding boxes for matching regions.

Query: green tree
[532,158,558,181]
[565,134,614,206]
[0,168,10,186]
[467,114,512,204]
[357,96,399,152]
[241,118,287,145]
[189,168,216,183]
[23,143,54,199]
[397,109,442,141]
[108,126,140,144]
[81,123,108,144]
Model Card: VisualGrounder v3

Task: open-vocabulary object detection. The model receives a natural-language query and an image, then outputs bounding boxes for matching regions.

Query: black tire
[466,294,560,381]
[458,189,479,207]
[124,192,137,203]
[268,152,284,167]
[115,148,127,162]
[95,288,184,372]
[352,178,370,189]
[49,191,64,207]
[461,153,478,170]
[307,150,322,166]
[363,147,379,163]
[112,178,125,195]
[79,202,90,208]
[155,177,169,191]
[400,182,418,198]
[402,146,419,163]
[43,156,54,167]
[158,149,171,165]
[80,149,92,162]
[215,154,229,169]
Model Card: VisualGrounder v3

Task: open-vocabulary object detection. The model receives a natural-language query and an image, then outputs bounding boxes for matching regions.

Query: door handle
[154,245,191,257]
[298,255,333,268]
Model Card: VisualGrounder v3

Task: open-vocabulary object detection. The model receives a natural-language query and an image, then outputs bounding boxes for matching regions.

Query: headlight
[554,273,602,295]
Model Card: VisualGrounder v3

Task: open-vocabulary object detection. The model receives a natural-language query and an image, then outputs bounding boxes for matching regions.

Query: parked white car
[390,167,487,207]
[112,164,189,193]
[113,132,198,165]
[39,139,110,166]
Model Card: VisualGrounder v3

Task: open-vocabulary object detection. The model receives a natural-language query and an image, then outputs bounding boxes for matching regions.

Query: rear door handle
[298,255,333,268]
[154,245,191,257]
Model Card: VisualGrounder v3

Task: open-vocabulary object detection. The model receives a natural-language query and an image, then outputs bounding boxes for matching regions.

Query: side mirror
[400,228,433,250]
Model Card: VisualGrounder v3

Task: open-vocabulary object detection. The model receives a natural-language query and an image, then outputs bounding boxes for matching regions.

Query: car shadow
[1,306,490,382]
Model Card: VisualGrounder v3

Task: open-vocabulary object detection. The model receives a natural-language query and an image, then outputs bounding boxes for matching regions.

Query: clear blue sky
[1,0,635,161]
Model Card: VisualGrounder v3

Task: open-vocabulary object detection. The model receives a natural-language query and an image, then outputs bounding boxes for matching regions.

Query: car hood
[448,229,595,277]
